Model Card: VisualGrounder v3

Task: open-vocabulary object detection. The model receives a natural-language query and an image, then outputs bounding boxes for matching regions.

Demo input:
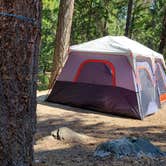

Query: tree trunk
[159,6,166,54]
[49,0,75,89]
[102,18,109,36]
[102,0,109,36]
[0,1,41,166]
[125,0,133,37]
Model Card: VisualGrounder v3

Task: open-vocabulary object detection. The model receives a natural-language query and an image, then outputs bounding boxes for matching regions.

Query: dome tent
[47,36,166,119]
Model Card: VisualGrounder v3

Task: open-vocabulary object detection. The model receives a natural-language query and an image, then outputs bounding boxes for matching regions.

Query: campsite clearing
[35,91,166,166]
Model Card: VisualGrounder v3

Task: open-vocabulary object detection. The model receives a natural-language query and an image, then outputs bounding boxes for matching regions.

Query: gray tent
[47,36,166,119]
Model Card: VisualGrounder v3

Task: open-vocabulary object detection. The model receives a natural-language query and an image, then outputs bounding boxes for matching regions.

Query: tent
[47,36,166,119]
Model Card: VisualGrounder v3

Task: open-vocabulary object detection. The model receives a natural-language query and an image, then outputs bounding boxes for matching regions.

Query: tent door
[155,62,166,103]
[136,62,158,116]
[74,59,116,86]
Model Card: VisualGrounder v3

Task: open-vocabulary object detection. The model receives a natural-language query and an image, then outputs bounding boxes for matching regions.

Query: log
[51,127,96,144]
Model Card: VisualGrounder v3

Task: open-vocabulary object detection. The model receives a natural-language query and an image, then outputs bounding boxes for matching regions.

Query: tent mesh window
[156,63,166,94]
[76,62,113,86]
[139,69,155,114]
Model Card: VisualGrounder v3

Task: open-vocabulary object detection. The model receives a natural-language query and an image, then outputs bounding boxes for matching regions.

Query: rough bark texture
[125,0,133,37]
[159,6,166,54]
[49,0,75,89]
[0,1,41,166]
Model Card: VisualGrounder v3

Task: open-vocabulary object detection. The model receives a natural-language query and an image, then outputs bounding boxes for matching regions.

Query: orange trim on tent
[73,59,116,86]
[160,93,166,102]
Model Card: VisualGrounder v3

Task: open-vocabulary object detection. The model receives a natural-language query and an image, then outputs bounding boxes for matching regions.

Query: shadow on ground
[36,94,166,146]
[35,144,166,166]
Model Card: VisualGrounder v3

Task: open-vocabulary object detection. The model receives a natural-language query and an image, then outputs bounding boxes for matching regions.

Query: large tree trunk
[159,6,166,54]
[49,0,75,89]
[125,0,133,37]
[0,1,41,166]
[49,0,74,88]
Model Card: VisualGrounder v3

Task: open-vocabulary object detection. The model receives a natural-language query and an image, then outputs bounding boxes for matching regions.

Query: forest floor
[34,91,166,166]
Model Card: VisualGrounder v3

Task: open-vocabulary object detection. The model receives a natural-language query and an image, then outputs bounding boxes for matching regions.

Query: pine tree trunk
[159,6,166,54]
[49,0,75,88]
[0,1,41,166]
[86,1,93,41]
[125,0,133,37]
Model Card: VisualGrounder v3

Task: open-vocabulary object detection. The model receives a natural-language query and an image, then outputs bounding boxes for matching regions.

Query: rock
[94,137,166,159]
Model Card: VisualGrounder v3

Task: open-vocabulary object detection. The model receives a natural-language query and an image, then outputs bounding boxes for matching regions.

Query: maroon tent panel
[47,81,140,119]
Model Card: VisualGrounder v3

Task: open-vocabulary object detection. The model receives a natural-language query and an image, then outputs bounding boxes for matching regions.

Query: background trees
[39,0,59,90]
[39,0,166,90]
[0,1,41,165]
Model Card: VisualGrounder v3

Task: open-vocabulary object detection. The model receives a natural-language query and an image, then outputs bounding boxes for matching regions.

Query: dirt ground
[35,91,166,166]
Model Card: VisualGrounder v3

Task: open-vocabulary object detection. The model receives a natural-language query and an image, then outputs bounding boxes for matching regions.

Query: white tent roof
[70,36,164,61]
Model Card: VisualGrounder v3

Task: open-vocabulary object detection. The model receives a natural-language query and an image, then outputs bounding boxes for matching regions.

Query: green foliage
[131,0,165,51]
[38,73,50,91]
[71,0,111,44]
[38,0,59,90]
[40,0,59,73]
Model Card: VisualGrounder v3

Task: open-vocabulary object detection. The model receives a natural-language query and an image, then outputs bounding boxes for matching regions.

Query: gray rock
[94,137,166,159]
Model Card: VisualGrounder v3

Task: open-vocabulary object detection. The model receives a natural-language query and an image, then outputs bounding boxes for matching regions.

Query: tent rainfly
[47,36,166,119]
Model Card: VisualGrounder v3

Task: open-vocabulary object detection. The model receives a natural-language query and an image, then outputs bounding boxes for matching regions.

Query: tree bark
[86,1,93,41]
[159,6,166,54]
[125,0,133,37]
[49,0,75,89]
[0,1,41,166]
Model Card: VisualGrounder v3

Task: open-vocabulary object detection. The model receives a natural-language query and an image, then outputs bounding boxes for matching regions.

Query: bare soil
[35,91,166,166]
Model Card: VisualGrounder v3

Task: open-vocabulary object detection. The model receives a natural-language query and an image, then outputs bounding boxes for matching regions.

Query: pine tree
[125,0,133,37]
[49,0,75,88]
[0,1,41,165]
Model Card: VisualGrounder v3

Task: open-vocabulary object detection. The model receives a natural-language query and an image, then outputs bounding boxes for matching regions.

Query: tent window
[156,63,166,94]
[138,68,155,115]
[74,59,116,86]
